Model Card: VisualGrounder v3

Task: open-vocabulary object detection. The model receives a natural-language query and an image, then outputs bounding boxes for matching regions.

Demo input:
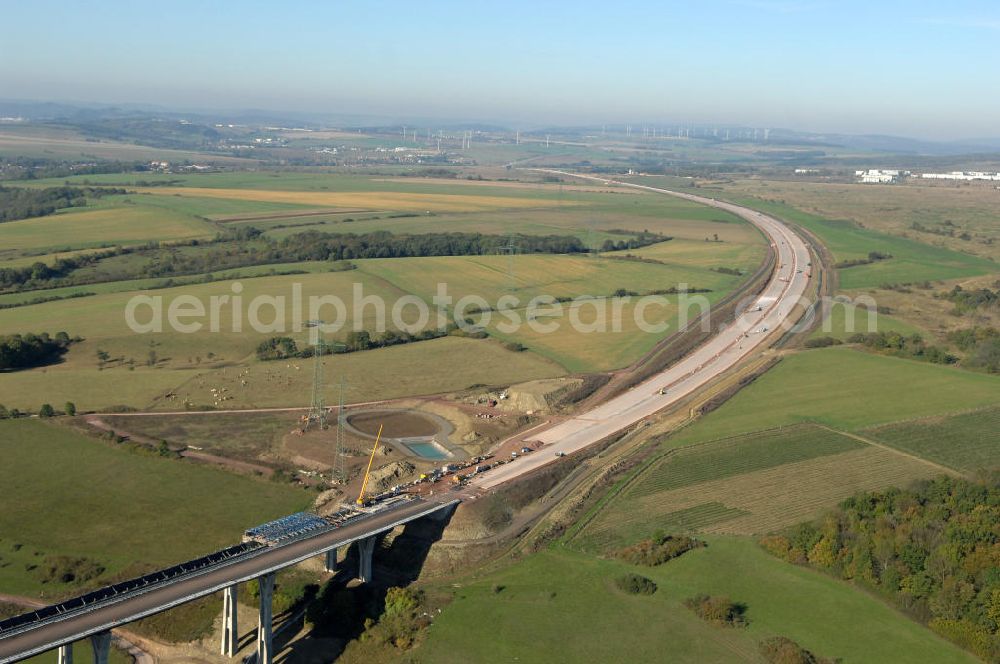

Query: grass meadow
[415,541,976,664]
[0,419,310,598]
[571,425,940,549]
[666,347,1000,446]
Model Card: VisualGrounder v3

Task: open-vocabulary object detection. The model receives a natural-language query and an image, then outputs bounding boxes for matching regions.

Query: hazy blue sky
[2,0,998,138]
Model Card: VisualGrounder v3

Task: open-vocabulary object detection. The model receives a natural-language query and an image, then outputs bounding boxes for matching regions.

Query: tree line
[255,325,479,361]
[846,331,957,364]
[2,226,661,294]
[761,475,1000,662]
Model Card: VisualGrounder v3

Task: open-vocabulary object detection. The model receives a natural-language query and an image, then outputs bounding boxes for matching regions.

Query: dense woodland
[0,157,147,181]
[0,332,74,371]
[762,476,1000,662]
[0,185,125,222]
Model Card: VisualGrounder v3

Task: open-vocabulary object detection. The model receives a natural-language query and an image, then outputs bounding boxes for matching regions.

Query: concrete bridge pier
[57,644,72,664]
[256,572,275,664]
[221,584,238,657]
[90,631,111,664]
[323,547,338,573]
[357,536,376,583]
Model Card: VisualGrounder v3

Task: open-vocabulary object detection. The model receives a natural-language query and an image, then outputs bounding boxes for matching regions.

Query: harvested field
[137,187,570,213]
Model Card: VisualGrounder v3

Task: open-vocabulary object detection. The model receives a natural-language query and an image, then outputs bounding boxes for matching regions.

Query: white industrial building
[919,171,1000,181]
[855,169,910,184]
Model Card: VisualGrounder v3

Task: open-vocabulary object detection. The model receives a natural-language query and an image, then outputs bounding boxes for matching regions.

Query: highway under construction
[0,177,813,664]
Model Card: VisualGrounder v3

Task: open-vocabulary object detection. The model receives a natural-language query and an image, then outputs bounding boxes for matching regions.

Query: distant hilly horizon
[1,97,998,158]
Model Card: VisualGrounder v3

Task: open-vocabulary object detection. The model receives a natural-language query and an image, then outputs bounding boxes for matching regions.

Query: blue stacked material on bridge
[244,512,330,544]
[0,542,261,636]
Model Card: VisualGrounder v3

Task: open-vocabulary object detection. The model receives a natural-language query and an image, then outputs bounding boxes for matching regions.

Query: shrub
[684,594,748,627]
[804,336,842,349]
[613,534,705,566]
[64,402,76,416]
[615,573,657,595]
[32,555,105,584]
[759,636,837,664]
[38,403,55,418]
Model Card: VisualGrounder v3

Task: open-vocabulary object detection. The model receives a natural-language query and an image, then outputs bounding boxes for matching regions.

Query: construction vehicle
[356,424,383,505]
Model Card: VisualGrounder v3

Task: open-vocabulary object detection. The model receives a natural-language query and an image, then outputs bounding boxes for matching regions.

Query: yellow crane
[356,424,383,505]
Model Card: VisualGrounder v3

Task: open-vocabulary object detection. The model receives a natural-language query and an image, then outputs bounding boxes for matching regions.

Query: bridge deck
[0,498,456,663]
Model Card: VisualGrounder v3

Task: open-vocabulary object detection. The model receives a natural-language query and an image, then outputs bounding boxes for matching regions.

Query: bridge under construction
[0,496,457,664]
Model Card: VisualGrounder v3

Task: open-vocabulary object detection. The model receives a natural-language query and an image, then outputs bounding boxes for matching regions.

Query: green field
[809,299,925,340]
[0,201,218,254]
[667,347,1000,446]
[0,246,748,409]
[630,425,864,498]
[723,196,996,289]
[720,178,1000,262]
[571,424,940,548]
[0,419,311,598]
[861,406,1000,474]
[415,541,976,664]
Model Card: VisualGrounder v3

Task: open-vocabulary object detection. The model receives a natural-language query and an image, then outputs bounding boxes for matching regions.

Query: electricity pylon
[498,233,519,291]
[304,338,329,431]
[333,375,349,483]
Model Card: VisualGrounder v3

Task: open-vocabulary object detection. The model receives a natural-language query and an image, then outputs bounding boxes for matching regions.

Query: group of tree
[614,572,658,595]
[0,185,126,223]
[0,331,76,371]
[684,594,748,627]
[943,284,999,315]
[0,401,74,418]
[758,636,836,664]
[613,533,705,566]
[255,327,462,361]
[834,251,893,269]
[846,331,956,364]
[912,220,974,241]
[948,326,1000,373]
[0,156,148,181]
[598,229,672,252]
[0,251,115,290]
[761,475,1000,662]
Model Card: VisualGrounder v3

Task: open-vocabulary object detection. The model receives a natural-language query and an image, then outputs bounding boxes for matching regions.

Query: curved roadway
[473,173,812,489]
